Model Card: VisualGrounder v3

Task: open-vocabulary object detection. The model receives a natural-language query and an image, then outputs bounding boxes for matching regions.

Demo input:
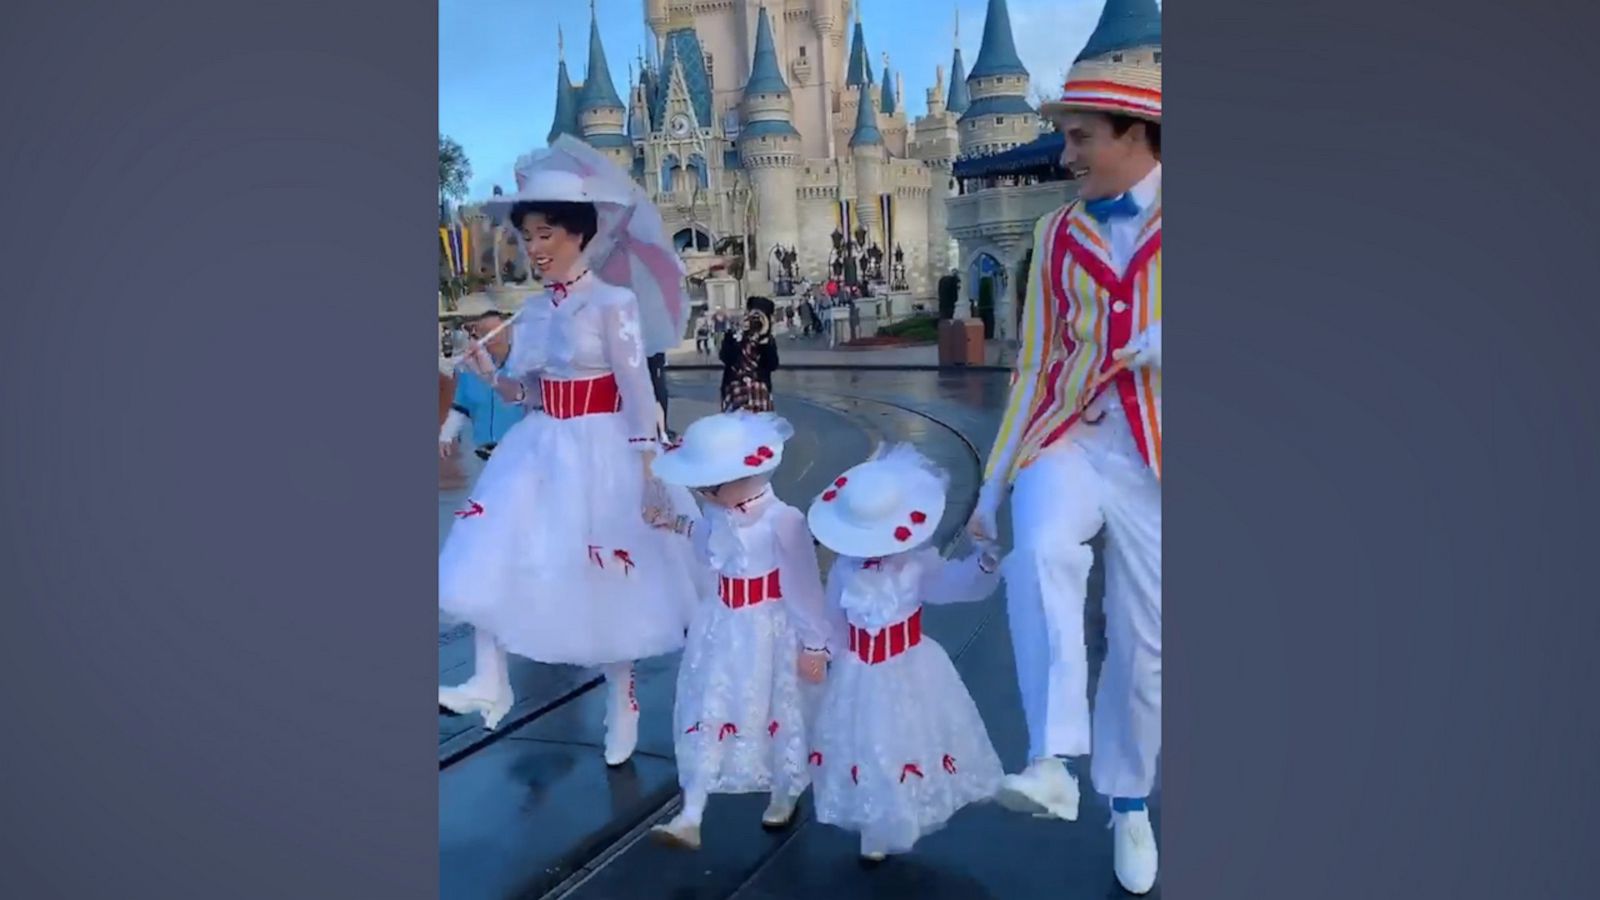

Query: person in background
[440,296,526,462]
[695,316,713,355]
[648,350,671,431]
[720,296,780,412]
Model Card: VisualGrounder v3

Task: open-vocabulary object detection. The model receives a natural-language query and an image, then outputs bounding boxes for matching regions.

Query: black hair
[1107,114,1161,159]
[509,200,598,249]
[745,295,777,317]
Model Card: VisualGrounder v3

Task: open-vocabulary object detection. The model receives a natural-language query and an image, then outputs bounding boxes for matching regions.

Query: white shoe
[761,794,797,829]
[858,838,888,865]
[603,671,639,766]
[648,813,701,851]
[1112,808,1159,895]
[438,678,513,731]
[994,758,1080,821]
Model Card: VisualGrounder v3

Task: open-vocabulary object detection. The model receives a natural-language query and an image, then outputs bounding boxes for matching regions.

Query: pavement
[667,322,1012,370]
[438,369,1160,900]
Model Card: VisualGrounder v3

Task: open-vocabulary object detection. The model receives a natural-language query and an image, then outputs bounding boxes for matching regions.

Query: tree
[439,133,472,217]
[1029,69,1069,112]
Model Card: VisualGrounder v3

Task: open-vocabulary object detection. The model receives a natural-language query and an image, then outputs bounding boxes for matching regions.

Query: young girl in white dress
[805,444,1005,863]
[643,412,835,850]
[438,138,704,766]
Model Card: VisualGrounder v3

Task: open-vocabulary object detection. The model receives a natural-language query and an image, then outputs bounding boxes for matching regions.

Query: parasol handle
[447,307,523,373]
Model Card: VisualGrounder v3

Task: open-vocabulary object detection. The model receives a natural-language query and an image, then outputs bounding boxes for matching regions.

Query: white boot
[648,811,701,851]
[438,630,514,730]
[761,793,798,829]
[1112,807,1158,894]
[994,757,1080,821]
[602,663,639,766]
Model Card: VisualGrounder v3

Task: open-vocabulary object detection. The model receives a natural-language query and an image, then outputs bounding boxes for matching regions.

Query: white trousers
[1003,427,1161,800]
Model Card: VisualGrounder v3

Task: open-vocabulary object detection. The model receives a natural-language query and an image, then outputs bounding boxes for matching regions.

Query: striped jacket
[985,195,1163,485]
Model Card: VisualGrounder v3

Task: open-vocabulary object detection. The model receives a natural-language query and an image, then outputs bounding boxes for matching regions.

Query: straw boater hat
[1040,0,1161,123]
[807,444,949,559]
[651,412,794,489]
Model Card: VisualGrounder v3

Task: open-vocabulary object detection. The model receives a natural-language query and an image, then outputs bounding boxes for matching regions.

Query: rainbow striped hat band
[1041,56,1161,122]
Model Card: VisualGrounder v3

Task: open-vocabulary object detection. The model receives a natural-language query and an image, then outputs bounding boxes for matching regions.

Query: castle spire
[577,4,624,112]
[548,51,579,144]
[850,82,883,148]
[879,52,896,116]
[946,47,970,114]
[1077,0,1162,61]
[845,15,874,87]
[968,0,1028,79]
[744,4,791,96]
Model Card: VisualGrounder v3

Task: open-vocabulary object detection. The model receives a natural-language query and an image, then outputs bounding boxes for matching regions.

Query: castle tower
[849,78,885,252]
[739,4,801,290]
[959,0,1038,157]
[946,14,971,117]
[878,54,908,157]
[1078,0,1162,63]
[547,26,581,145]
[577,3,631,169]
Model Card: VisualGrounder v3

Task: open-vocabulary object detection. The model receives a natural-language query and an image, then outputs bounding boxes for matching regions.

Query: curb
[664,363,1011,373]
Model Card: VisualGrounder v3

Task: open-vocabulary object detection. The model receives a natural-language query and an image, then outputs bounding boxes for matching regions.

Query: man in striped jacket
[967,10,1163,894]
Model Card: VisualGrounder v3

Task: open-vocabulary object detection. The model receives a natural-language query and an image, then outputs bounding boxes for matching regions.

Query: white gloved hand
[966,479,1006,543]
[1113,320,1162,370]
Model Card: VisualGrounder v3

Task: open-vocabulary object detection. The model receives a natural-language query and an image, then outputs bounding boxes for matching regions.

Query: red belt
[541,373,623,419]
[719,570,782,609]
[847,608,923,665]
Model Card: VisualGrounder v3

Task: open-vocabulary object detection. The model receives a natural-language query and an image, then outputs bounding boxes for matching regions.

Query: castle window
[1154,51,1162,63]
[799,46,807,58]
[996,117,1005,125]
[1112,53,1124,62]
[704,52,714,78]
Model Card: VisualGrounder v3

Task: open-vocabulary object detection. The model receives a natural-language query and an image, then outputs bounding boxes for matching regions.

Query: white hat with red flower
[650,411,794,488]
[807,443,950,559]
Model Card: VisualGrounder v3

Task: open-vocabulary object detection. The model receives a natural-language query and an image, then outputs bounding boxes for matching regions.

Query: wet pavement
[439,369,1159,899]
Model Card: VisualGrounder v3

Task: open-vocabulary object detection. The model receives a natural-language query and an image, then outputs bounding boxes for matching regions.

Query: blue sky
[440,0,1121,201]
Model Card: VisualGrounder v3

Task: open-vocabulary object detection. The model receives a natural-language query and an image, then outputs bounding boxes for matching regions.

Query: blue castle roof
[1077,0,1162,61]
[968,0,1029,79]
[577,14,624,112]
[745,6,790,96]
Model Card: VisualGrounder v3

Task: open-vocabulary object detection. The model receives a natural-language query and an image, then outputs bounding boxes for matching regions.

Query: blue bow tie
[1084,192,1141,224]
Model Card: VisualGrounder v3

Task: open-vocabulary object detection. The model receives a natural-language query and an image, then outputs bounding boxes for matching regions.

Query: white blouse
[505,272,659,443]
[688,489,836,652]
[825,546,1001,635]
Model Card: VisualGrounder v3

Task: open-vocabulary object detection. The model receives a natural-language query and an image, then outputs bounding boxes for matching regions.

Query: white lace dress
[809,546,1005,855]
[671,492,835,800]
[437,273,705,666]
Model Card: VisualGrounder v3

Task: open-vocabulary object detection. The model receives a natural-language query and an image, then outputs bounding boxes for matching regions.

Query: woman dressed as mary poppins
[438,136,705,767]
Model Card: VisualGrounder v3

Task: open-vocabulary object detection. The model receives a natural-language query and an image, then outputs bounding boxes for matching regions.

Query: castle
[544,0,1044,304]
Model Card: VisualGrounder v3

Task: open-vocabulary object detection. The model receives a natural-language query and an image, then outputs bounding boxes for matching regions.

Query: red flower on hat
[834,476,848,488]
[909,510,927,525]
[744,454,763,467]
[719,722,738,741]
[822,489,838,502]
[756,445,774,459]
[809,750,823,766]
[850,765,860,785]
[942,754,958,775]
[894,526,913,542]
